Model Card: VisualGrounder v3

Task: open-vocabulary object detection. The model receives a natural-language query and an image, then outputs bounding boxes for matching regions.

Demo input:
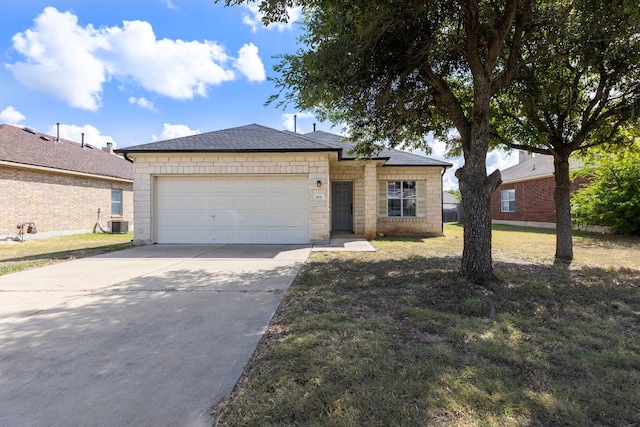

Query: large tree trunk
[455,85,502,286]
[554,155,574,260]
[457,166,502,285]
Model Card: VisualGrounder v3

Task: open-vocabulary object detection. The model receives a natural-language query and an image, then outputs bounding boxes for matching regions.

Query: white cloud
[103,19,235,99]
[0,106,26,125]
[8,7,264,111]
[241,4,302,32]
[486,149,518,173]
[128,96,156,111]
[234,43,266,82]
[152,123,201,141]
[9,8,108,111]
[48,123,115,148]
[282,112,314,133]
[162,0,178,10]
[413,134,520,191]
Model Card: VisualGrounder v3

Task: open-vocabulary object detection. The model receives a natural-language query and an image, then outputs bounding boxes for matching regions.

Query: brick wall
[1,166,133,238]
[491,176,586,224]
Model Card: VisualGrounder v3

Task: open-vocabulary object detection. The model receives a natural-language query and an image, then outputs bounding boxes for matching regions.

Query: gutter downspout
[441,167,446,235]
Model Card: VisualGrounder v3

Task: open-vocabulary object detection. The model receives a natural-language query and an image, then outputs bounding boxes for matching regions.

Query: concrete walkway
[312,237,376,252]
[0,244,310,427]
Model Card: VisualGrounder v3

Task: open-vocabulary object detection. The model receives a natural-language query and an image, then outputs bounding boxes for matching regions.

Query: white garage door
[156,176,309,244]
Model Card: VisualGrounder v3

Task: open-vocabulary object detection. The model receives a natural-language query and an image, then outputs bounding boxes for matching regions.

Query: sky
[0,0,518,190]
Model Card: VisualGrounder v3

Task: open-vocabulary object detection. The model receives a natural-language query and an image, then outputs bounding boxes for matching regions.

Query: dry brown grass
[0,232,133,276]
[214,224,640,426]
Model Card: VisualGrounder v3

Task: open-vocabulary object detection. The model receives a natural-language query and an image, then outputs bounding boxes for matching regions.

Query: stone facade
[128,152,331,244]
[377,167,444,236]
[1,165,133,239]
[128,153,446,244]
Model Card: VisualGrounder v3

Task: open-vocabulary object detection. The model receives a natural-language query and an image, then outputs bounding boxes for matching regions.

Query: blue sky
[0,1,518,190]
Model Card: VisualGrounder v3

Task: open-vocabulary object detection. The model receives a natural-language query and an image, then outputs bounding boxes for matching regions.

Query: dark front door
[332,181,353,231]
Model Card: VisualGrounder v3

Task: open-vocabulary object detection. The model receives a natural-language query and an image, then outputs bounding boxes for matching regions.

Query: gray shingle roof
[118,124,452,168]
[119,124,339,153]
[303,130,452,167]
[501,154,582,183]
[0,124,133,181]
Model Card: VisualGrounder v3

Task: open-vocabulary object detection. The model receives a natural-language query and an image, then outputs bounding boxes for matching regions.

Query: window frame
[387,180,417,217]
[501,189,516,212]
[111,189,123,217]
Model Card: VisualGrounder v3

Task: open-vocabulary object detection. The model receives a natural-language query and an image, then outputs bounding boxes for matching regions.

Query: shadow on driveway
[0,244,310,427]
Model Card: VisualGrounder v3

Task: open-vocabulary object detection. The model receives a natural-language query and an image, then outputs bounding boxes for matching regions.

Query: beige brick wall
[129,152,331,244]
[1,165,133,238]
[376,167,445,236]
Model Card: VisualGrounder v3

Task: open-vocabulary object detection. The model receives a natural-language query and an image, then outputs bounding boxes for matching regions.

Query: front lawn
[0,232,134,276]
[214,224,640,426]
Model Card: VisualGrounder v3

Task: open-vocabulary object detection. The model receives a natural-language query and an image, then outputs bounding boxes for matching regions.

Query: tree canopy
[572,133,640,235]
[491,0,640,259]
[219,0,603,284]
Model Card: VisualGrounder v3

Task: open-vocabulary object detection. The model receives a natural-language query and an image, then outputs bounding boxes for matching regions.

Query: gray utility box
[108,220,129,234]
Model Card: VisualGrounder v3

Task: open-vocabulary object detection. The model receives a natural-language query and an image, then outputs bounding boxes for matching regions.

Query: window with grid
[501,189,515,212]
[387,181,416,217]
[111,189,123,216]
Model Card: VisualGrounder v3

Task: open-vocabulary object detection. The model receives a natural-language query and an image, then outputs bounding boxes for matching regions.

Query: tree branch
[420,66,471,146]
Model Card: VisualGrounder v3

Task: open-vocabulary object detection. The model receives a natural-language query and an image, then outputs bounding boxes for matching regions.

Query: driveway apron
[0,244,310,427]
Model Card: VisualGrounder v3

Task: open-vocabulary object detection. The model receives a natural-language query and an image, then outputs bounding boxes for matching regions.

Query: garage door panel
[156,176,309,244]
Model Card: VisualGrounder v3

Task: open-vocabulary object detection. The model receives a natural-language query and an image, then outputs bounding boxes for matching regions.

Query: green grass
[214,224,640,426]
[0,232,134,276]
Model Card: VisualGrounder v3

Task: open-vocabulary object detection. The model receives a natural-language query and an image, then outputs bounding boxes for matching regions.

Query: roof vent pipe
[313,123,316,132]
[294,114,297,133]
[56,122,60,141]
[81,133,85,148]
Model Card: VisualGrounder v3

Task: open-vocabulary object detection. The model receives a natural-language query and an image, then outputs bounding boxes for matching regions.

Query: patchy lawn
[214,224,640,426]
[0,232,134,276]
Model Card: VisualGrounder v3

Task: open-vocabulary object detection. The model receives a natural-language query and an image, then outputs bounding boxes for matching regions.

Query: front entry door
[332,181,353,231]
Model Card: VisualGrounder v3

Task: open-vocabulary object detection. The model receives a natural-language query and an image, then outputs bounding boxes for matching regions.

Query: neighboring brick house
[491,151,582,228]
[0,124,133,240]
[117,124,451,245]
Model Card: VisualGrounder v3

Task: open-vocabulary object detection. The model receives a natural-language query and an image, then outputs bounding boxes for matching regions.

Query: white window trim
[387,180,417,217]
[501,189,515,212]
[111,189,123,217]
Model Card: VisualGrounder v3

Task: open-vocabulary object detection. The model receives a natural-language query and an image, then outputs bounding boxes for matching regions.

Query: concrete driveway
[0,244,310,427]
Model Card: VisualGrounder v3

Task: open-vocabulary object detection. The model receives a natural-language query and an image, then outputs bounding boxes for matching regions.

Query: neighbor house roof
[442,191,460,210]
[501,154,582,184]
[0,124,133,181]
[118,124,452,168]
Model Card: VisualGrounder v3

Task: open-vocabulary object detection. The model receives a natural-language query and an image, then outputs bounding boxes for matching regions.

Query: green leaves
[572,138,640,235]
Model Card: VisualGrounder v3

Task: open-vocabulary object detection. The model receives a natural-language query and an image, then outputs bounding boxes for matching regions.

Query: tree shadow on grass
[217,253,640,426]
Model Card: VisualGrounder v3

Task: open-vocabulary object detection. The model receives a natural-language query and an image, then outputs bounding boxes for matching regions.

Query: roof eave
[382,163,453,168]
[117,148,342,155]
[0,160,133,183]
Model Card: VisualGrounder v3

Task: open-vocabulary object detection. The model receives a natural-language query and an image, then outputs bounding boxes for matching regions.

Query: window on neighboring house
[387,181,416,217]
[111,189,123,216]
[501,189,515,212]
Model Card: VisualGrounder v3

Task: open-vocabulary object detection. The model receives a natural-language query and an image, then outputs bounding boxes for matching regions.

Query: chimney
[519,150,532,163]
[102,142,114,154]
